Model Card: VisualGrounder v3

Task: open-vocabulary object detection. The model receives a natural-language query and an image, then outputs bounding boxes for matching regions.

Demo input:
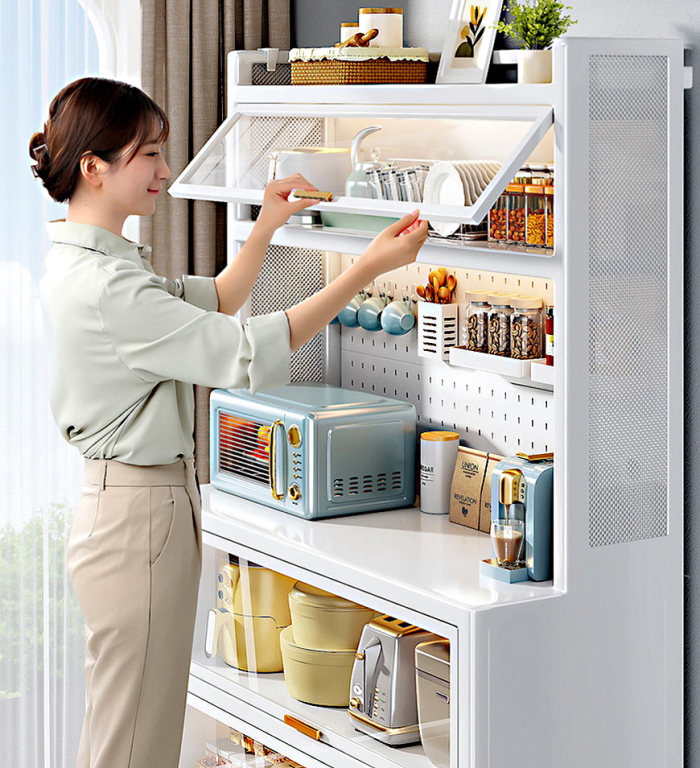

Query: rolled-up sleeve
[97,268,291,393]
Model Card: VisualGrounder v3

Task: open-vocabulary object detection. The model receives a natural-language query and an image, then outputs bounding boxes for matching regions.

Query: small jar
[488,193,508,242]
[544,185,554,247]
[510,295,544,359]
[359,7,404,47]
[525,184,547,247]
[339,21,360,44]
[420,431,460,515]
[463,290,491,352]
[505,184,526,244]
[488,293,514,357]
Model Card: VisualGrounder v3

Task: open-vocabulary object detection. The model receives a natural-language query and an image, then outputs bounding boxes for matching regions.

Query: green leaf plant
[496,0,577,50]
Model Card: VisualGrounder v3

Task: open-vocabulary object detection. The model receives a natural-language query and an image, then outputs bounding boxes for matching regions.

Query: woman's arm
[285,211,429,350]
[214,175,317,315]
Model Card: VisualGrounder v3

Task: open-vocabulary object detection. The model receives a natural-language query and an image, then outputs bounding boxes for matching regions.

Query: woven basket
[291,58,427,85]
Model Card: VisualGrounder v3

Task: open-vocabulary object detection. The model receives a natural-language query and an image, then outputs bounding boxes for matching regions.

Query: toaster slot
[217,410,271,487]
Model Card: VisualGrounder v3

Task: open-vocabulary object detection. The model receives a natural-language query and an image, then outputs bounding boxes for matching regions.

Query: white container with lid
[415,639,450,768]
[339,21,360,44]
[289,581,376,650]
[420,431,460,515]
[359,7,404,47]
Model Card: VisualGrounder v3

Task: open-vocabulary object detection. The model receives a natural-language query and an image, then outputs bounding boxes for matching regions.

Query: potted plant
[497,0,577,83]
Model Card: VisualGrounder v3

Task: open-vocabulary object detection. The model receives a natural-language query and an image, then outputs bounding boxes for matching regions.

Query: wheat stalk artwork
[455,5,488,57]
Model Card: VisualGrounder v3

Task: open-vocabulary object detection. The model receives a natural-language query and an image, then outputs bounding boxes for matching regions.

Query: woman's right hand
[256,174,321,231]
[358,210,429,278]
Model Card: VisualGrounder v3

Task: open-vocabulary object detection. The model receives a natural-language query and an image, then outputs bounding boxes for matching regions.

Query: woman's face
[100,132,171,218]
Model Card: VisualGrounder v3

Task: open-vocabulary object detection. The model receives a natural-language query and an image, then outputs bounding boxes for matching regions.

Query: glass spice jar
[463,290,492,352]
[544,185,554,247]
[525,184,547,247]
[488,293,514,357]
[488,193,508,242]
[506,184,526,244]
[510,295,544,360]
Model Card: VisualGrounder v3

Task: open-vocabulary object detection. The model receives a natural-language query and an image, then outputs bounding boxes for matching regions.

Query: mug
[357,294,388,331]
[337,292,366,327]
[381,299,415,335]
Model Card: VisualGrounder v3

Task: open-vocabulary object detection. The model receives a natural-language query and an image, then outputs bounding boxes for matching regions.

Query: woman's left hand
[256,174,322,231]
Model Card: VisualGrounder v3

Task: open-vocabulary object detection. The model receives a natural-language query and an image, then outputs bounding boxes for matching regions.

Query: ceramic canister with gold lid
[358,7,404,47]
[339,21,360,44]
[420,431,460,515]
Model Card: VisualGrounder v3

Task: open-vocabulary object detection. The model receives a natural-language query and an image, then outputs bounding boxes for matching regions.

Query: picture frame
[436,0,504,84]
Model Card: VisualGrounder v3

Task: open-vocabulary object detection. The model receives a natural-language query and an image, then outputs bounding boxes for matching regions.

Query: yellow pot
[289,581,377,651]
[280,626,356,706]
[217,559,295,621]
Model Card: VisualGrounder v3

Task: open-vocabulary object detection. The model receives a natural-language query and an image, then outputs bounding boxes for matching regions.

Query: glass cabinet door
[169,103,553,230]
[190,540,456,768]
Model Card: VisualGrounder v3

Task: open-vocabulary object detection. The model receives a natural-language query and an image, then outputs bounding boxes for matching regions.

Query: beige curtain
[141,0,290,482]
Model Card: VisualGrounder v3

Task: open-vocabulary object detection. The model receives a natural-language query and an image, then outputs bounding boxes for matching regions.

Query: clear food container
[525,184,547,247]
[545,185,554,246]
[488,193,508,242]
[463,290,491,352]
[505,183,526,244]
[510,295,544,360]
[487,293,514,357]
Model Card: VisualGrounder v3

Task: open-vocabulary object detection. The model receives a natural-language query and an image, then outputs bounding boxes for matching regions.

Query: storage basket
[418,302,459,360]
[291,58,427,85]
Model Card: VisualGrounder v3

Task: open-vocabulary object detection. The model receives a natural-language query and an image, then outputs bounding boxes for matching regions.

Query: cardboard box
[479,454,502,533]
[449,447,489,530]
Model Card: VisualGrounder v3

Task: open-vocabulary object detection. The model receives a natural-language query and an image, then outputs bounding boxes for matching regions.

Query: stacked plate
[423,160,501,237]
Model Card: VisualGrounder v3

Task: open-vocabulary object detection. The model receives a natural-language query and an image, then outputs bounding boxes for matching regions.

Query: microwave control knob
[350,698,360,709]
[288,484,302,501]
[287,425,302,448]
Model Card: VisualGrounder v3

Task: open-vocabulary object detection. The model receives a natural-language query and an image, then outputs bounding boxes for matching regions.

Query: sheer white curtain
[1,2,101,765]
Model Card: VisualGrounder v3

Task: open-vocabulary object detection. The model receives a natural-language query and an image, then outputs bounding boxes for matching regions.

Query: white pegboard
[338,255,555,456]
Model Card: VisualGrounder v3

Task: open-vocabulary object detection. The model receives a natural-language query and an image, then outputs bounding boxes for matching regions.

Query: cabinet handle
[283,714,321,741]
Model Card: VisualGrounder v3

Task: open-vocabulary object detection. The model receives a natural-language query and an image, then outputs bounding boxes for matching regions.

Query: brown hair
[29,77,169,203]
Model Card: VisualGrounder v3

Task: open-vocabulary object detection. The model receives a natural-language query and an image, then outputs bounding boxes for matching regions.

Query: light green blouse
[39,220,291,466]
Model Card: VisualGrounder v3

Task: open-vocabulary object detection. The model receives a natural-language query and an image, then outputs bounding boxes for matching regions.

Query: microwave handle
[269,419,286,501]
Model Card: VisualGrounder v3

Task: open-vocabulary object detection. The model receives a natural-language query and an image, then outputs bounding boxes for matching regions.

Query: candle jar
[359,7,404,47]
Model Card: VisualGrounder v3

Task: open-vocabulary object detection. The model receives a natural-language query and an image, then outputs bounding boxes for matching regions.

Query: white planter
[417,302,459,360]
[518,49,552,84]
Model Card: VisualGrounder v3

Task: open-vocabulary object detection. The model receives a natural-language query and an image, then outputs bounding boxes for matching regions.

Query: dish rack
[170,38,686,768]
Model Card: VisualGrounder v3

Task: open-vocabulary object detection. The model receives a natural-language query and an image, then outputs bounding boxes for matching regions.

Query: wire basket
[291,58,427,85]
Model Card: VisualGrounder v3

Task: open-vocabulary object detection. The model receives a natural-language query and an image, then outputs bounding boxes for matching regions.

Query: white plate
[456,163,478,205]
[422,161,465,237]
[452,163,473,205]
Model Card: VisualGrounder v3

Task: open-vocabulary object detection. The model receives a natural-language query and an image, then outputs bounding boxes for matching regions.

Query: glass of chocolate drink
[490,519,525,566]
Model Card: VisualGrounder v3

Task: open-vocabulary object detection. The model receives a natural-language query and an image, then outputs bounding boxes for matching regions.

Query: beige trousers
[67,457,202,768]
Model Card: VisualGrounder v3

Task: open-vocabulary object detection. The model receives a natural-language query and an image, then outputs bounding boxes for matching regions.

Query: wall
[292,1,698,763]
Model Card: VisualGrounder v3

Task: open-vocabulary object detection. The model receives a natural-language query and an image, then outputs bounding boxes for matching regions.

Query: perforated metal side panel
[588,55,669,547]
[249,245,327,382]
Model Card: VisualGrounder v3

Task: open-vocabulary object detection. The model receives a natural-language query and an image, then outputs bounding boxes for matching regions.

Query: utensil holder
[418,302,459,360]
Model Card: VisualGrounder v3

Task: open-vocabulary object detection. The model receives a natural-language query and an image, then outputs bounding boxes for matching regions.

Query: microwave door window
[217,410,271,487]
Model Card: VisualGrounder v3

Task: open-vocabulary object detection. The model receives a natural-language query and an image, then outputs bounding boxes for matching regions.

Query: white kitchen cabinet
[172,37,685,768]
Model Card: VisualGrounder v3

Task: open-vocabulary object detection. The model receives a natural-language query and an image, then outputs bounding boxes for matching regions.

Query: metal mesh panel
[251,62,292,85]
[587,55,669,547]
[249,245,327,382]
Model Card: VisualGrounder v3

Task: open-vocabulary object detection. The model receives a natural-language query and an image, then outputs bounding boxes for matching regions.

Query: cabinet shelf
[448,347,554,391]
[230,220,556,277]
[202,485,560,619]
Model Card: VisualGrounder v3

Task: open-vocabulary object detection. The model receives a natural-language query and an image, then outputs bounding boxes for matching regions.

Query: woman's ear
[78,153,109,188]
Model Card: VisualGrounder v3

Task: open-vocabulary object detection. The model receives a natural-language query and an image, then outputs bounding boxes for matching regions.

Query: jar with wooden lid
[510,295,544,359]
[339,21,360,44]
[505,184,526,244]
[488,193,508,242]
[488,293,514,356]
[544,185,554,246]
[463,290,491,352]
[359,7,404,47]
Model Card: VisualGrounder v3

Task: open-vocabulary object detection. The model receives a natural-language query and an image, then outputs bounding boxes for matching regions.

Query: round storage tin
[419,431,460,515]
[289,581,376,650]
[280,626,356,706]
[359,7,404,47]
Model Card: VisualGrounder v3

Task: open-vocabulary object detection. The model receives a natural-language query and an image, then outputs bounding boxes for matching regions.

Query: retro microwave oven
[210,384,416,519]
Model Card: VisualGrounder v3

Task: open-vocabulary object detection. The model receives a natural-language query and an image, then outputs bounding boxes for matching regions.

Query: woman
[30,77,428,768]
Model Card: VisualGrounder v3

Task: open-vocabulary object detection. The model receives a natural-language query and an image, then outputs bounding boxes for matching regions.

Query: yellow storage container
[289,581,377,651]
[280,626,356,707]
